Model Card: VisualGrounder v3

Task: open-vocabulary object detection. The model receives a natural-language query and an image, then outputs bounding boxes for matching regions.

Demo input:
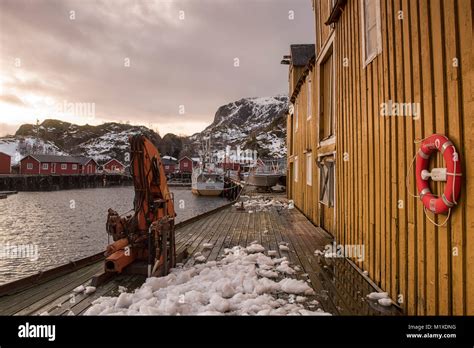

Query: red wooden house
[162,156,177,174]
[0,152,11,174]
[178,156,193,173]
[103,159,125,173]
[20,155,97,175]
[77,157,98,174]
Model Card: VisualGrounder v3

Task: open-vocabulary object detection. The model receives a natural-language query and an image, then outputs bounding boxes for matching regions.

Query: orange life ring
[415,134,462,214]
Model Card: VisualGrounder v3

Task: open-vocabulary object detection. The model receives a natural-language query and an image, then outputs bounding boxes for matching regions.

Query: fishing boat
[247,159,286,190]
[191,135,225,196]
[191,166,224,196]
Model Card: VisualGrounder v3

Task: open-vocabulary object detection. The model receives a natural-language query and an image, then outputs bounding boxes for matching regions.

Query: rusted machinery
[104,135,176,277]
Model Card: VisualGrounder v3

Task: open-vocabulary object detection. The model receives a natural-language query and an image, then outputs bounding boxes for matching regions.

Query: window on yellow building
[318,157,335,207]
[361,0,382,67]
[307,78,312,120]
[319,47,334,141]
[294,156,298,182]
[306,153,312,186]
[295,101,299,131]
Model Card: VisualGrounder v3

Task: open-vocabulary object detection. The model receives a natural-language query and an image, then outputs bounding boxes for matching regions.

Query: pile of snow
[72,285,96,295]
[234,198,290,213]
[84,245,331,316]
[366,292,393,307]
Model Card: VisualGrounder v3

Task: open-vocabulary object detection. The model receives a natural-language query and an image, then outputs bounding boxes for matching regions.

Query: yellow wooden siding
[288,65,321,225]
[288,0,473,315]
[331,0,473,315]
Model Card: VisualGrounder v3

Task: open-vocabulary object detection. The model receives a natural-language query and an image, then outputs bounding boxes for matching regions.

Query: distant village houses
[19,155,98,175]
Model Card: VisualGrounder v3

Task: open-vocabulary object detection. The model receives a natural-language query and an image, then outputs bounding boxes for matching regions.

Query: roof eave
[325,0,347,25]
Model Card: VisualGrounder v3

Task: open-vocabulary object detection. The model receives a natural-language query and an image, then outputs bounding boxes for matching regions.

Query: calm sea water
[0,187,228,285]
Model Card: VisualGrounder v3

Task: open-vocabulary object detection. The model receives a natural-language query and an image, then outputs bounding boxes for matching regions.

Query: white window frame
[294,156,298,182]
[27,163,33,170]
[306,153,312,186]
[72,164,77,170]
[307,77,312,120]
[183,162,188,168]
[318,158,335,207]
[42,163,48,170]
[317,36,336,146]
[360,0,382,68]
[61,163,67,170]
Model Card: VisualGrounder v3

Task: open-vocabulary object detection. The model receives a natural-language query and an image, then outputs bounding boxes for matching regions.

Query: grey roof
[162,158,177,165]
[290,44,315,67]
[75,156,97,165]
[25,154,94,164]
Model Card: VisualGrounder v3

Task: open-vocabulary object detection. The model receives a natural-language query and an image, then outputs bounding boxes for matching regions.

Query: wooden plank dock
[0,173,132,192]
[0,194,401,316]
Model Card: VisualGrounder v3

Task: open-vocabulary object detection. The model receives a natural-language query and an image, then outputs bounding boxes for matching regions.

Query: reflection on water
[0,187,227,285]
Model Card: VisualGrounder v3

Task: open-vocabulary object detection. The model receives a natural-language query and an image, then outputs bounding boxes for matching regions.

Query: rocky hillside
[0,95,289,164]
[12,120,162,163]
[187,96,289,158]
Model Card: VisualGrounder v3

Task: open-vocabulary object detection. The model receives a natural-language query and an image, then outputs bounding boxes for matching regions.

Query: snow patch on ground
[367,292,389,300]
[84,246,330,316]
[84,286,96,295]
[378,298,393,306]
[246,243,265,254]
[234,197,290,212]
[73,285,85,293]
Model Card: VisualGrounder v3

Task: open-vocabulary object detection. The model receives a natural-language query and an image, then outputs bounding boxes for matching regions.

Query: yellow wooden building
[284,0,473,315]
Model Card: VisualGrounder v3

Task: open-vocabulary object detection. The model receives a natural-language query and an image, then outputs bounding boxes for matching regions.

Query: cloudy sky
[0,0,314,136]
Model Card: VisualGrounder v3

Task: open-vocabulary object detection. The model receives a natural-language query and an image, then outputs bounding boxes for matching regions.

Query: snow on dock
[84,245,330,315]
[0,193,401,316]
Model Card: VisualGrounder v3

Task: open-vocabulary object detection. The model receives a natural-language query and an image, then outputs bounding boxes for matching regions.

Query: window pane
[306,154,312,186]
[363,0,380,61]
[307,80,312,118]
[320,52,333,140]
[366,25,377,57]
[365,0,377,27]
[295,102,299,130]
[294,157,298,182]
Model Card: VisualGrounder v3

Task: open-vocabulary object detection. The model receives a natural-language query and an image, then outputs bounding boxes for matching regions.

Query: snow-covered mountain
[0,136,68,165]
[0,95,289,164]
[188,96,289,158]
[9,120,162,164]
